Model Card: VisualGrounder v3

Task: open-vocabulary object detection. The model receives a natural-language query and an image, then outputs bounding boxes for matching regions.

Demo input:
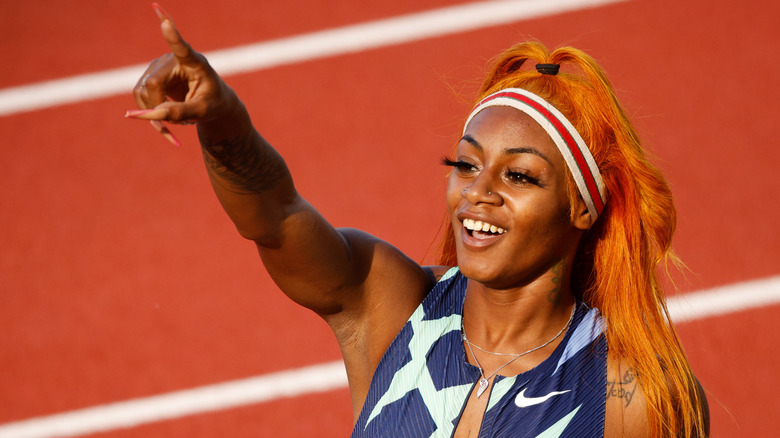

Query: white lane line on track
[0,361,349,438]
[1,275,779,438]
[667,275,780,323]
[0,0,628,117]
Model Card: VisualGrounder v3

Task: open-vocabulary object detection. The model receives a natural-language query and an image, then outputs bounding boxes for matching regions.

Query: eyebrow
[461,134,553,165]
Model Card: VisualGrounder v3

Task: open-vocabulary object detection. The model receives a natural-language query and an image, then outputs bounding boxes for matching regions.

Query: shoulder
[337,228,431,288]
[337,228,453,286]
[604,358,650,438]
[332,228,432,316]
[603,357,710,438]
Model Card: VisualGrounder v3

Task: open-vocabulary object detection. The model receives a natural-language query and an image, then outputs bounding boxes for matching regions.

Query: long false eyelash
[441,157,473,170]
[441,156,458,167]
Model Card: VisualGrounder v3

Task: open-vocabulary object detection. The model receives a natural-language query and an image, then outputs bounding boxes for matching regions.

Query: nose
[462,172,501,205]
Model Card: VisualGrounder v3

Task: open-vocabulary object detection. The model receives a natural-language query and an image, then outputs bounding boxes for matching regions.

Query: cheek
[553,189,576,225]
[530,181,575,225]
[510,195,572,232]
[542,198,574,227]
[526,203,580,251]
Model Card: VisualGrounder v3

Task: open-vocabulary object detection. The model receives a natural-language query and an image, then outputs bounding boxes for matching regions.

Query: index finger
[151,3,195,62]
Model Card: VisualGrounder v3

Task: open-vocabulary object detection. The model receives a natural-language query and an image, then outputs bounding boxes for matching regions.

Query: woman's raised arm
[126,5,430,326]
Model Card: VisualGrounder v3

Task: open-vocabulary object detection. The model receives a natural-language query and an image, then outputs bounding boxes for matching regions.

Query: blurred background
[1,0,778,436]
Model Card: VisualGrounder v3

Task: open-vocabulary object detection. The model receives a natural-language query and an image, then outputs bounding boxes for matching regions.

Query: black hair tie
[536,63,560,75]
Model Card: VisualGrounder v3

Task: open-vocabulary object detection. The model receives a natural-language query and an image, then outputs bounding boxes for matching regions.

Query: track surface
[1,0,778,436]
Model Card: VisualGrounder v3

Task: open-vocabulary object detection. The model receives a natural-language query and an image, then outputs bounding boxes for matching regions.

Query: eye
[442,157,478,174]
[505,170,540,186]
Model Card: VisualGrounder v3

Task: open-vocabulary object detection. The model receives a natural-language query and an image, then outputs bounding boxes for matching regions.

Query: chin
[456,255,502,284]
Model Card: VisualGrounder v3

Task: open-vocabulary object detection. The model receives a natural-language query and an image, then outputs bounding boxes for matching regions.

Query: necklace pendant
[476,378,489,398]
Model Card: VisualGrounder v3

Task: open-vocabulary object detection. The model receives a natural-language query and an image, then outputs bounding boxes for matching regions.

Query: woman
[128,4,708,437]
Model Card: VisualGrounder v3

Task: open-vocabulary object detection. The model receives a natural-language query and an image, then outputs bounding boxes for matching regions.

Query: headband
[463,88,606,220]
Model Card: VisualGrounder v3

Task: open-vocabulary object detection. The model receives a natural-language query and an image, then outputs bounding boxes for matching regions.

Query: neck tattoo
[462,304,576,398]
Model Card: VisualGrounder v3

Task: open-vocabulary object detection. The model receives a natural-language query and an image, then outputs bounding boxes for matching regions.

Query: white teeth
[462,218,505,235]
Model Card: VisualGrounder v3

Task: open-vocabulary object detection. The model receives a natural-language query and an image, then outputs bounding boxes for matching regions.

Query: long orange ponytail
[437,41,706,437]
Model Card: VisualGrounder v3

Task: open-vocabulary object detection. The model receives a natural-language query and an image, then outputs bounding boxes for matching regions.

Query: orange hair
[437,41,707,437]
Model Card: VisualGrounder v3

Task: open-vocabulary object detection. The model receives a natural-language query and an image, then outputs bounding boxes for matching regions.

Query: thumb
[159,100,208,123]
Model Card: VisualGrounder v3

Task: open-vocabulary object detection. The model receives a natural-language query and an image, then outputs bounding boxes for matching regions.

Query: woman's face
[446,106,585,290]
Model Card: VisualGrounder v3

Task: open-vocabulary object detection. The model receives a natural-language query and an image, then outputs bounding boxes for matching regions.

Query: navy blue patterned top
[351,268,607,438]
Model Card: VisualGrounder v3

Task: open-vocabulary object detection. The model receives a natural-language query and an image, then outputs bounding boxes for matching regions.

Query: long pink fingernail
[151,3,172,23]
[125,109,153,117]
[150,120,182,147]
[125,107,168,120]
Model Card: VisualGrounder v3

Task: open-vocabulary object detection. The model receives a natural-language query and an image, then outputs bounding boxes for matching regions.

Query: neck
[462,260,577,354]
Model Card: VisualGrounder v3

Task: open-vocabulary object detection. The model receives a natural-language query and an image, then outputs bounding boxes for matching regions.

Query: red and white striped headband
[463,88,606,220]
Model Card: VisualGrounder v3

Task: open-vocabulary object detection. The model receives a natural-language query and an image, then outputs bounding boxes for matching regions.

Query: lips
[460,217,507,248]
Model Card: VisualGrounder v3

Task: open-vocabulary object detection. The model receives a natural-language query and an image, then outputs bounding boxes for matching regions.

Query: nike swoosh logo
[514,388,571,408]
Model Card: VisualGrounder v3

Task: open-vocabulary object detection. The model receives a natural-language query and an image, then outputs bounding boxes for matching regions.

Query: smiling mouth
[463,218,506,237]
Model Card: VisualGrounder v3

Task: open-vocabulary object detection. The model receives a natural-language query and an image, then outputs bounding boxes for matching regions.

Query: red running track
[1,0,779,436]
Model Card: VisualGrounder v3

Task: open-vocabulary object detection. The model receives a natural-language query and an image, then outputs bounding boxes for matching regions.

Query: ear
[572,196,596,230]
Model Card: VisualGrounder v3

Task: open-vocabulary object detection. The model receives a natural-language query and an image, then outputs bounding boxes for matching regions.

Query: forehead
[461,106,562,163]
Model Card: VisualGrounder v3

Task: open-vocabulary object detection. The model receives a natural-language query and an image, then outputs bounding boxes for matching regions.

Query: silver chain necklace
[462,304,576,398]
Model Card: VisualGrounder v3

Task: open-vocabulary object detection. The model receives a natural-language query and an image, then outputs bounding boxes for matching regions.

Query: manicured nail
[151,3,172,23]
[150,120,181,147]
[125,109,153,117]
[125,107,168,120]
